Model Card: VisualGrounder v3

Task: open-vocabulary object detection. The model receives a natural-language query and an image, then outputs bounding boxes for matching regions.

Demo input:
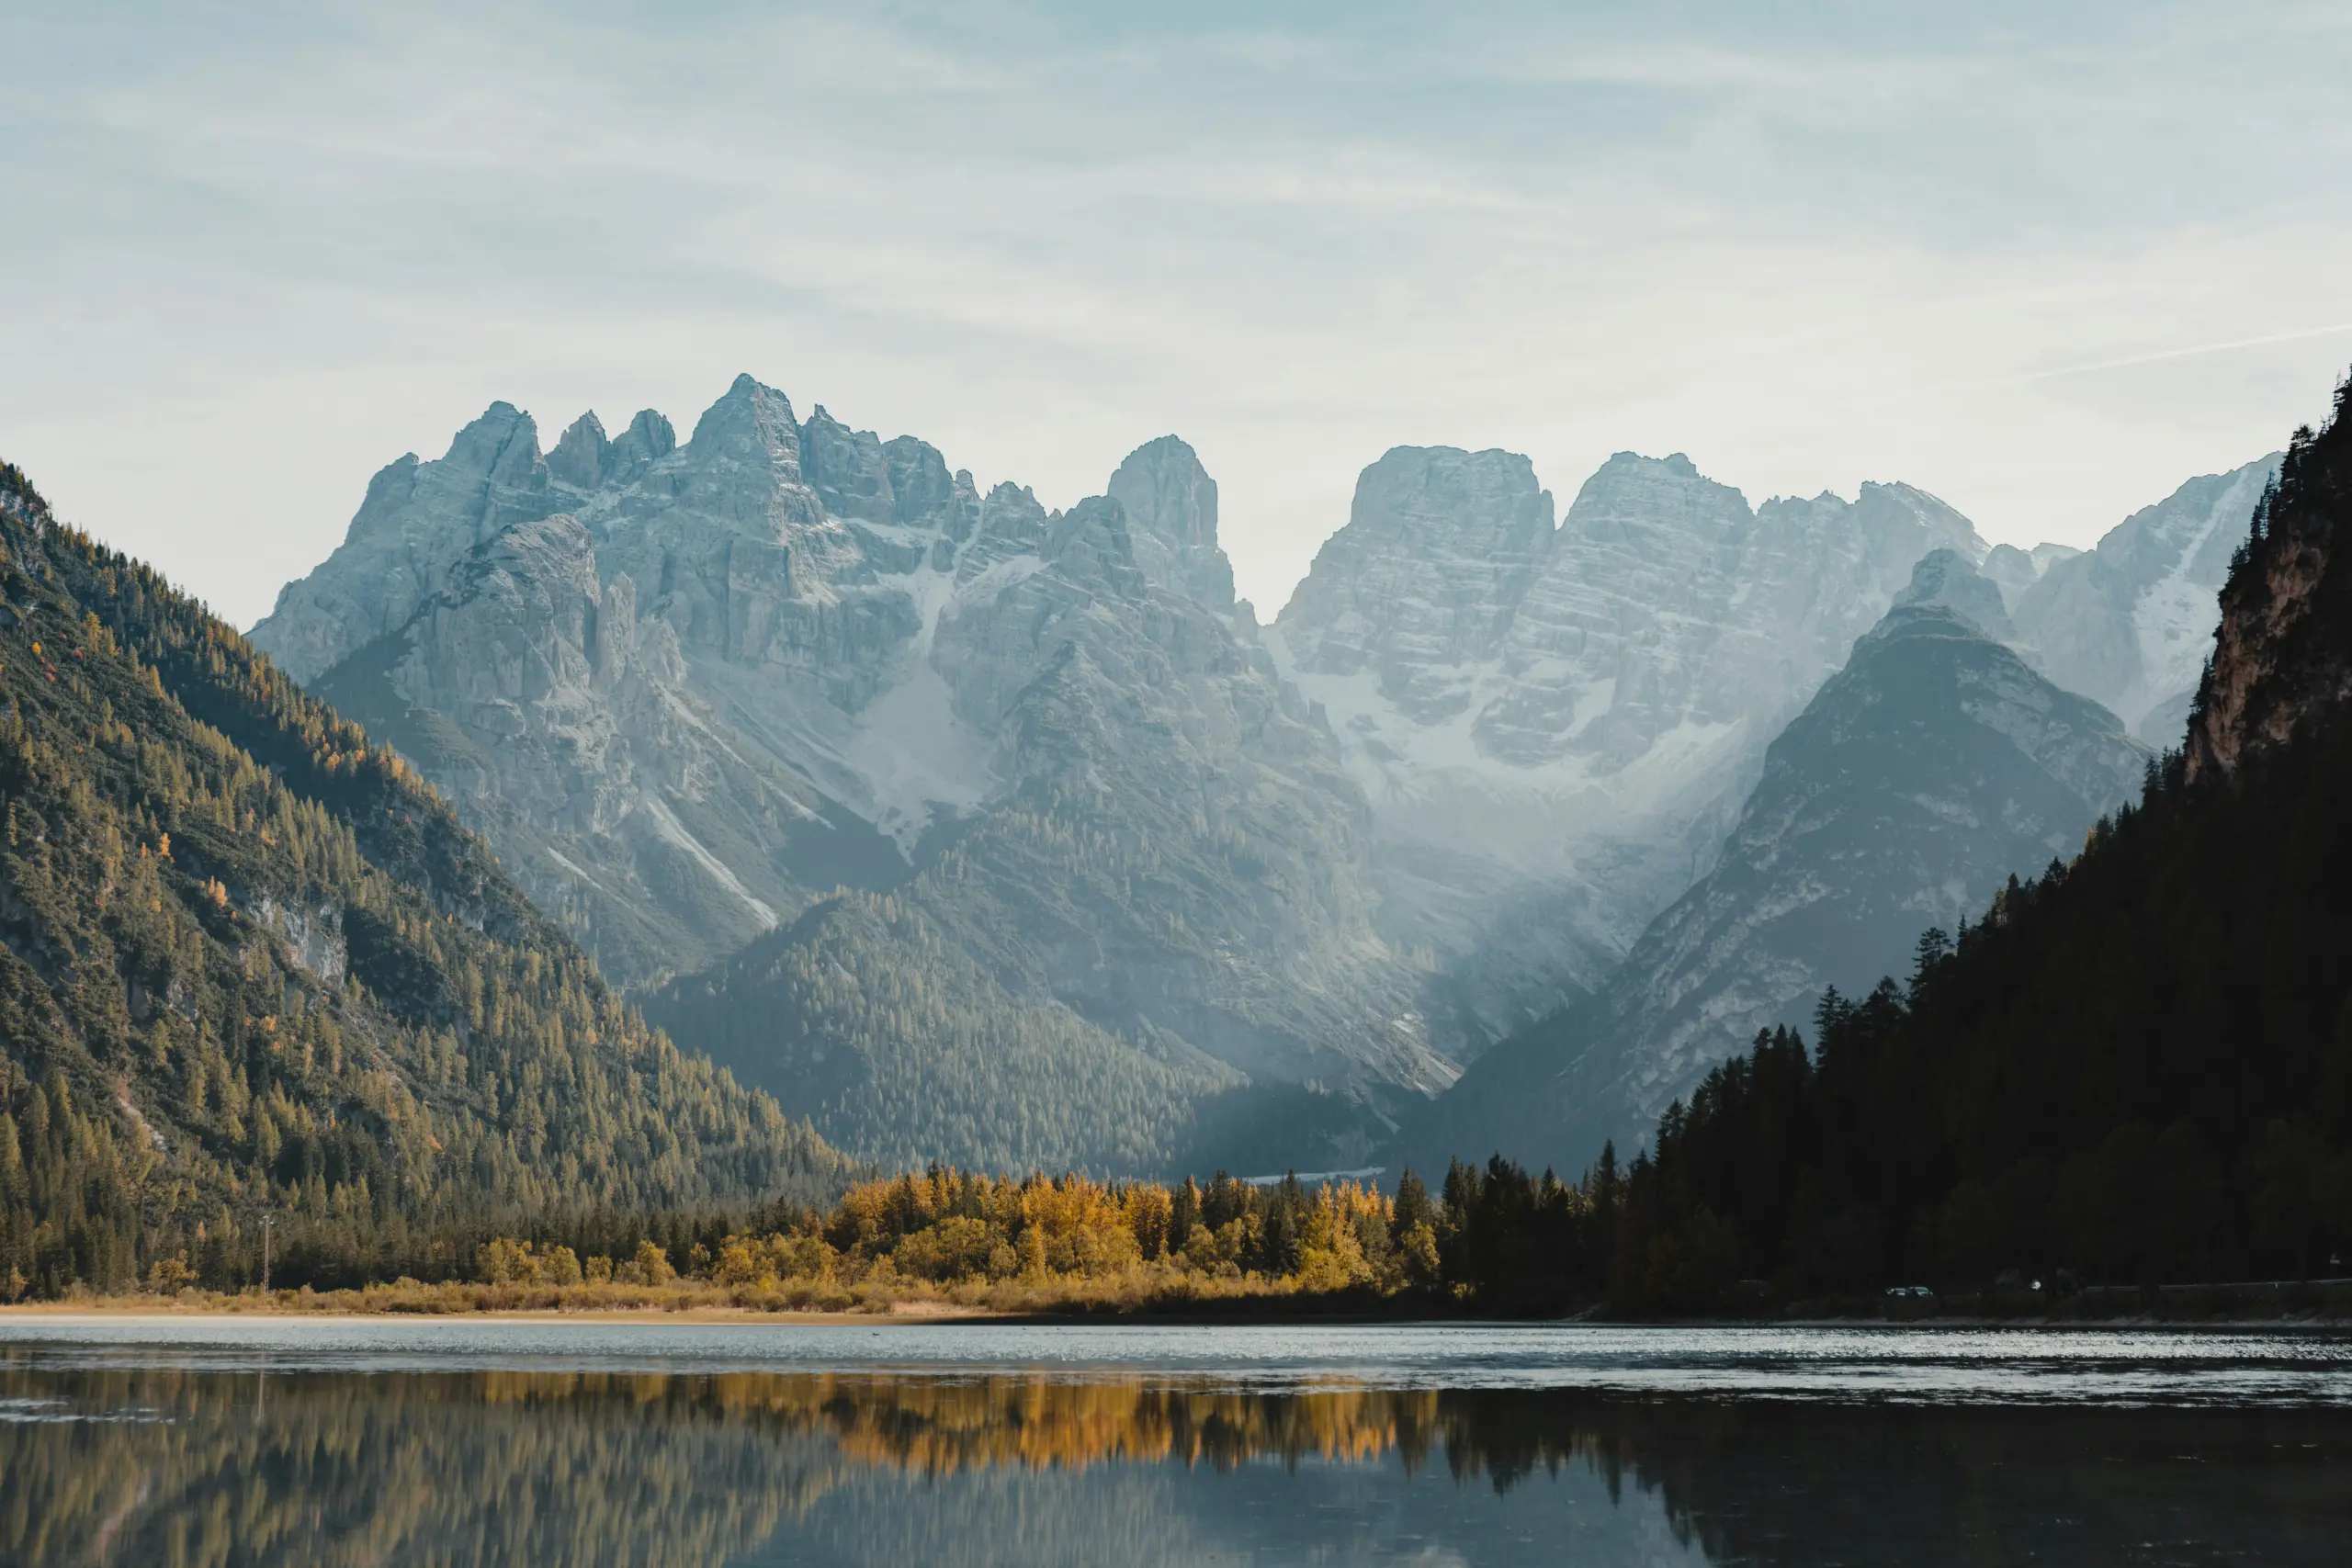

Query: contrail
[2028,322,2352,381]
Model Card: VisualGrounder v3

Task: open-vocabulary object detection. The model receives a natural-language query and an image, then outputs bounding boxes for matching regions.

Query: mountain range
[246,376,2275,1176]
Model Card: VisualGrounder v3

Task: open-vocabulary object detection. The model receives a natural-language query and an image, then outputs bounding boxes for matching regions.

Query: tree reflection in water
[4,1354,2346,1566]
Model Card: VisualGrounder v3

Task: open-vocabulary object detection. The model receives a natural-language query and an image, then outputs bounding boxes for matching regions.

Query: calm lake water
[3,1319,2347,1565]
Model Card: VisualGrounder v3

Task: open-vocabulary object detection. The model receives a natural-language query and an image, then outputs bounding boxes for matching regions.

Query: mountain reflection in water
[5,1351,2347,1566]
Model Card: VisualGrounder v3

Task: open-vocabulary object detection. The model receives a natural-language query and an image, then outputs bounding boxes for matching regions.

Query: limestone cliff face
[2187,385,2352,784]
[1271,448,1984,1057]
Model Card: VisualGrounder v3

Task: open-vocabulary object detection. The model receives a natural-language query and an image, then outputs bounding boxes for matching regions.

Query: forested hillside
[1566,379,2352,1303]
[0,462,844,1298]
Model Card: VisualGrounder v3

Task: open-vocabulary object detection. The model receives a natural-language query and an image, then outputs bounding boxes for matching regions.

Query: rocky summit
[254,377,1431,1173]
[1268,448,1985,1058]
[1399,550,2152,1178]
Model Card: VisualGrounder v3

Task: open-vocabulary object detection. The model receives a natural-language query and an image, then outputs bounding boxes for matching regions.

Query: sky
[6,1,2352,628]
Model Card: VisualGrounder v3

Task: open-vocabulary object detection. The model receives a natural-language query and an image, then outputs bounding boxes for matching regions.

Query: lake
[3,1318,2347,1565]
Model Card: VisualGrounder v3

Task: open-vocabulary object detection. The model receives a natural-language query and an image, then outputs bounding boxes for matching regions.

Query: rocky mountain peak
[1562,451,1748,548]
[548,411,610,491]
[249,400,564,682]
[446,400,555,532]
[1038,494,1153,604]
[686,374,800,468]
[880,435,976,539]
[619,376,817,543]
[799,404,899,525]
[609,409,677,482]
[1107,435,1235,609]
[1276,445,1554,685]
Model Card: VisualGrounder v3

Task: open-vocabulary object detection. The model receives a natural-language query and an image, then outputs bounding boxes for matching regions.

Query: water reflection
[5,1350,2347,1565]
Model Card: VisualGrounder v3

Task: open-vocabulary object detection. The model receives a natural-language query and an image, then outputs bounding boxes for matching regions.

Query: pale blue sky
[6,2,2352,625]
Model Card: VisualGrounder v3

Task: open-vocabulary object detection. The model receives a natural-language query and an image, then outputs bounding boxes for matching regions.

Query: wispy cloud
[2026,325,2352,382]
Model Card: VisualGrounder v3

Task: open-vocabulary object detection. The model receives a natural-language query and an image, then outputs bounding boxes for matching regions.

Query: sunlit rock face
[1269,446,1986,1059]
[1397,554,2151,1179]
[256,378,1434,1172]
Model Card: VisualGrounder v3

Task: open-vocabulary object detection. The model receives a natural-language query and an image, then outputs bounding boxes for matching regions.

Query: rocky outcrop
[1399,553,2151,1176]
[2009,456,2279,745]
[1270,449,1984,1057]
[2187,388,2352,783]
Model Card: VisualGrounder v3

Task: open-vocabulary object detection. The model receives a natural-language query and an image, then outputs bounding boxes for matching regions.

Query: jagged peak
[610,408,676,477]
[441,401,541,472]
[1565,450,1746,541]
[548,411,610,490]
[1108,435,1214,534]
[689,373,799,453]
[625,408,674,448]
[1107,434,1233,607]
[985,479,1045,514]
[1352,445,1554,539]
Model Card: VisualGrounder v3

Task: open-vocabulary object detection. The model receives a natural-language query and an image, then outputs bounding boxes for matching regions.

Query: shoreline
[3,1300,2345,1331]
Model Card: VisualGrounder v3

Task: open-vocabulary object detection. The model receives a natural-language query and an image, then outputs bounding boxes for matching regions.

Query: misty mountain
[254,372,2227,1178]
[1268,449,1986,1055]
[1399,550,2150,1179]
[2007,456,2280,745]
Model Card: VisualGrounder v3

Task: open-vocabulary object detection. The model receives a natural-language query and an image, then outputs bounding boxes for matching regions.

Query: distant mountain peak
[1272,444,2003,1058]
[1107,434,1234,608]
[1893,547,2016,641]
[1403,573,2147,1176]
